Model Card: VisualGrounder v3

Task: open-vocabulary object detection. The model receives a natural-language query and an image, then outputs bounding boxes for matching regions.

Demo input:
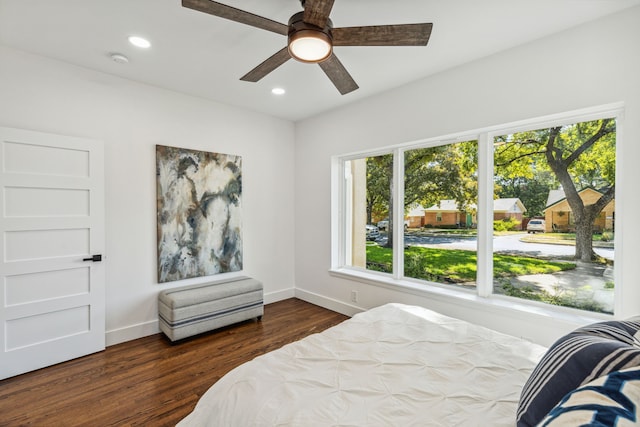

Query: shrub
[440,224,460,229]
[601,231,614,242]
[493,217,521,232]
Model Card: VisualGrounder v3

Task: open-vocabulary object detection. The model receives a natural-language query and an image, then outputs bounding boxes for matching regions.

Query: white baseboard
[265,287,295,304]
[294,288,363,317]
[105,287,297,347]
[106,320,159,346]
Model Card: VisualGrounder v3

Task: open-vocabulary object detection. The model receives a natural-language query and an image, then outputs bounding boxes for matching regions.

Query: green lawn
[523,232,613,242]
[366,244,575,282]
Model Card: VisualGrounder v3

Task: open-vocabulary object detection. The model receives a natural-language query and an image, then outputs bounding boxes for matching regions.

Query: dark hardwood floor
[0,298,348,426]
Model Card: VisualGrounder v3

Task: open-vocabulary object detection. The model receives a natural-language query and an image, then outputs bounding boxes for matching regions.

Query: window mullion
[613,111,624,317]
[393,149,405,279]
[477,133,493,297]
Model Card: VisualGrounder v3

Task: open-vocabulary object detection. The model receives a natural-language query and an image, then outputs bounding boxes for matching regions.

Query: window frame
[330,103,624,318]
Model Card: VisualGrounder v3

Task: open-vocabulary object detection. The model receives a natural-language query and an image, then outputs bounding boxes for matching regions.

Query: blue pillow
[517,318,640,427]
[537,366,640,426]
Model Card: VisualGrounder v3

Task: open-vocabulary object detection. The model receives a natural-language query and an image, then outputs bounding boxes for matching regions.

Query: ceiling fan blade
[318,54,359,95]
[332,23,433,46]
[303,0,335,28]
[240,47,292,82]
[182,0,288,35]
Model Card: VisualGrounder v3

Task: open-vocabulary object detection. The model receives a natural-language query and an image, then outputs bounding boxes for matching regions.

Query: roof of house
[544,187,609,211]
[424,198,525,212]
[425,200,464,212]
[493,198,526,213]
[546,189,567,207]
[407,205,425,217]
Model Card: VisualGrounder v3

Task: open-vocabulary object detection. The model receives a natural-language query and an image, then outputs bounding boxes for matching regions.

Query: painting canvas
[156,145,242,283]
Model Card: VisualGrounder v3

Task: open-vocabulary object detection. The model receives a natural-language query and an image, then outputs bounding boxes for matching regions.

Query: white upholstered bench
[158,276,263,342]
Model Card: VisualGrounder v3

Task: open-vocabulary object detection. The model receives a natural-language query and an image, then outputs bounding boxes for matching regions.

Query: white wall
[294,6,640,346]
[2,6,639,350]
[0,46,296,345]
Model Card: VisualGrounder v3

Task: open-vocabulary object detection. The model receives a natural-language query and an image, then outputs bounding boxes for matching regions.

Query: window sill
[328,267,611,326]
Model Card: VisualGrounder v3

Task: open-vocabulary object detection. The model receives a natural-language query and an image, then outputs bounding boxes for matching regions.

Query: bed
[177,303,547,426]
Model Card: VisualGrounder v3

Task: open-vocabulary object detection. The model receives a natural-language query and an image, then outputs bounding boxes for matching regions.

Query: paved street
[400,231,614,260]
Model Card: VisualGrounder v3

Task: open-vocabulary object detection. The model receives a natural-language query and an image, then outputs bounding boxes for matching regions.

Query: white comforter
[178,303,546,426]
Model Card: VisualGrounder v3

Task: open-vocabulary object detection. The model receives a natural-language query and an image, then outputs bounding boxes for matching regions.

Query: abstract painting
[156,145,242,283]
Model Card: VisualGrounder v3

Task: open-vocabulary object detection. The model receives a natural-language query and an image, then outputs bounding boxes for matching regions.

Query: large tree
[367,141,478,248]
[366,154,395,248]
[494,118,616,261]
[365,154,392,225]
[405,141,478,212]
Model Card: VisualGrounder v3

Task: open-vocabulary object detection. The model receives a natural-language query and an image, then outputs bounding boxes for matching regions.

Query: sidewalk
[520,234,615,249]
[497,261,614,314]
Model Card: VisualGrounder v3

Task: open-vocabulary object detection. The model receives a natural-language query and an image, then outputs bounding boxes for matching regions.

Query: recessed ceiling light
[109,53,129,64]
[128,36,151,48]
[272,88,286,95]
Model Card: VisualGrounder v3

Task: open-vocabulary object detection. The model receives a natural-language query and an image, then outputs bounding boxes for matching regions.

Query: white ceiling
[1,0,639,122]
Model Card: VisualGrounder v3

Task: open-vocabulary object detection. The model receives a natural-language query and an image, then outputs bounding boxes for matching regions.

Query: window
[342,153,393,273]
[334,107,620,315]
[492,117,616,314]
[403,141,478,289]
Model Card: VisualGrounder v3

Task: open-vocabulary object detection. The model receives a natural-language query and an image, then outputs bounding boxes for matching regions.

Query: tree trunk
[574,218,596,261]
[544,125,613,262]
[385,175,394,249]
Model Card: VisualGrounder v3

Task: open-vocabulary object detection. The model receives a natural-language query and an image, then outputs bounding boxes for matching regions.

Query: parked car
[377,218,409,231]
[366,224,380,241]
[527,219,546,233]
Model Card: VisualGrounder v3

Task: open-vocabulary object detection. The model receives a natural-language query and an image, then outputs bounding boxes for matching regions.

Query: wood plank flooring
[0,298,349,426]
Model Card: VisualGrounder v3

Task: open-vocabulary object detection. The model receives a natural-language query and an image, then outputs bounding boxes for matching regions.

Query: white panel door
[0,126,105,379]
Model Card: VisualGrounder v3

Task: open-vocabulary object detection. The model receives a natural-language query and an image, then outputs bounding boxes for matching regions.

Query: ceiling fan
[181,0,433,95]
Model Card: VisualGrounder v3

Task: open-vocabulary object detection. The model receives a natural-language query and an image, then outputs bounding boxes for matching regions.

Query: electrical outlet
[350,290,358,303]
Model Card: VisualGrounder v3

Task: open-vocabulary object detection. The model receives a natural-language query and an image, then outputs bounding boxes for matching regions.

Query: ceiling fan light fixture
[180,0,432,95]
[288,29,332,63]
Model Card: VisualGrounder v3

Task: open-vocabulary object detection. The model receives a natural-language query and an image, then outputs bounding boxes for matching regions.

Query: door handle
[83,254,102,262]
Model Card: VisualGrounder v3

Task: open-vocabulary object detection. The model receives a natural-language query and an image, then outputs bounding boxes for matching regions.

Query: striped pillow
[517,318,640,427]
[537,366,640,426]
